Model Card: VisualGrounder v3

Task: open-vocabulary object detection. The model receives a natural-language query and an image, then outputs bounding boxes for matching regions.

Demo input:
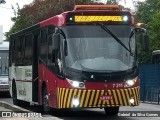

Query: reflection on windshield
[65,37,135,72]
[63,25,135,72]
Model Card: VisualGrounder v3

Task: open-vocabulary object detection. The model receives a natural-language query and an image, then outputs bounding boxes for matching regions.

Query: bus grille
[57,87,140,108]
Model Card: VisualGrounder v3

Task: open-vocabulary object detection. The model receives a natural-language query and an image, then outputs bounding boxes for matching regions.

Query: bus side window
[48,26,55,64]
[18,36,25,66]
[9,40,13,66]
[14,38,19,65]
[47,26,56,72]
[40,28,48,64]
[24,34,33,65]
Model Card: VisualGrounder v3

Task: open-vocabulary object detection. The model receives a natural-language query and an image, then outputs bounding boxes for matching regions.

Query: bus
[9,5,149,115]
[0,41,9,93]
[152,50,160,64]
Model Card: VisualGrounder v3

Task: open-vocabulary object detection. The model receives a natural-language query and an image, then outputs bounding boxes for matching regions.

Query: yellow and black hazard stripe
[57,87,140,109]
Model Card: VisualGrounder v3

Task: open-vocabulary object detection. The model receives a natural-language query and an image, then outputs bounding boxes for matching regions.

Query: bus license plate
[99,95,113,100]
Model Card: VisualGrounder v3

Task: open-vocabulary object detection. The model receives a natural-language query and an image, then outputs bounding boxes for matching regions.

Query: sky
[0,0,145,39]
[0,0,33,39]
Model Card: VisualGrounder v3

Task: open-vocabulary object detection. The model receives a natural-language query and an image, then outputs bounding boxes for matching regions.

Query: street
[0,94,160,120]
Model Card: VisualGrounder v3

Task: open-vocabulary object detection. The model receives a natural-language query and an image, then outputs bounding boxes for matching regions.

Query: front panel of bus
[55,13,140,108]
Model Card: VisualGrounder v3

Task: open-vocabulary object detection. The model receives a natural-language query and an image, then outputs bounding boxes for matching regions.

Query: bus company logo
[104,91,108,95]
[19,88,26,96]
[25,69,32,77]
[104,84,107,88]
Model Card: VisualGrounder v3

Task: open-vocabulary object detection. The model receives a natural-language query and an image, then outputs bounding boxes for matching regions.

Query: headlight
[72,81,79,87]
[72,98,79,107]
[66,78,85,89]
[124,77,138,87]
[123,16,128,22]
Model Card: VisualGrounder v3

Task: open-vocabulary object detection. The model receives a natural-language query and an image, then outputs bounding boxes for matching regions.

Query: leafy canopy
[135,0,160,63]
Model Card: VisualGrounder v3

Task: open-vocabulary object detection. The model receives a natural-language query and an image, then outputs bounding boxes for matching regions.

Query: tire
[104,107,119,116]
[43,87,50,113]
[12,83,21,106]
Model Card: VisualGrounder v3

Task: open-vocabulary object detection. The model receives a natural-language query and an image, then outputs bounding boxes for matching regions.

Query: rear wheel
[12,83,21,106]
[104,107,119,116]
[43,87,50,113]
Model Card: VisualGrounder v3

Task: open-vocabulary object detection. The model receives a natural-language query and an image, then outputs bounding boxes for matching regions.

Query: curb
[0,101,30,112]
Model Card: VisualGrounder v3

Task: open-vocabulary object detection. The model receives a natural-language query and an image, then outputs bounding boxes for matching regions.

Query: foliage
[135,0,160,24]
[135,0,160,63]
[0,0,5,4]
[106,0,118,5]
[148,12,160,52]
[5,0,105,38]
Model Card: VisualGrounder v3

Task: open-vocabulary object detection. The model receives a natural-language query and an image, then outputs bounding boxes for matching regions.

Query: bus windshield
[63,25,136,72]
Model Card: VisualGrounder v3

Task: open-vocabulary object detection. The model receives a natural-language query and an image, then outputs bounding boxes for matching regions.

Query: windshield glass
[62,25,135,72]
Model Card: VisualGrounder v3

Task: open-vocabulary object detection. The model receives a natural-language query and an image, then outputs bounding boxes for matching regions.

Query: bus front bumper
[57,87,140,109]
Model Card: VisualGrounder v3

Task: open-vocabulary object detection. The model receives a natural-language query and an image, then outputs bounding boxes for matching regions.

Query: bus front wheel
[43,87,50,113]
[104,107,119,116]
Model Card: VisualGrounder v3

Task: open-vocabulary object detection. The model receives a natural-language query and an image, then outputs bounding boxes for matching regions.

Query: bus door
[32,31,40,102]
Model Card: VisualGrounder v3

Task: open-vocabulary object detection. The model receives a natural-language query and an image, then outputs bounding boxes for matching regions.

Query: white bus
[0,41,9,93]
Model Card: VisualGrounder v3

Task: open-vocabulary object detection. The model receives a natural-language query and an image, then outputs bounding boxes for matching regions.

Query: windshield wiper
[128,29,135,55]
[97,23,132,55]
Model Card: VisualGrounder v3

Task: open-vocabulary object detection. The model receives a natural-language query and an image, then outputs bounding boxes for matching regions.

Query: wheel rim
[44,94,49,107]
[43,89,49,112]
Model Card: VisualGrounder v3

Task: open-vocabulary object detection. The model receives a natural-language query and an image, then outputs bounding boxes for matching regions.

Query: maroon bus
[9,5,148,115]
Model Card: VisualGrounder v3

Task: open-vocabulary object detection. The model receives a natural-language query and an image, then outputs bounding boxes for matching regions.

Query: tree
[135,0,160,63]
[106,0,118,5]
[0,0,5,4]
[135,0,160,24]
[148,12,160,52]
[6,0,103,38]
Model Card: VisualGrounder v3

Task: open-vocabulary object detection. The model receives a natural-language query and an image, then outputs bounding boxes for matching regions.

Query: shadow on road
[46,109,134,120]
[20,105,135,120]
[0,92,11,98]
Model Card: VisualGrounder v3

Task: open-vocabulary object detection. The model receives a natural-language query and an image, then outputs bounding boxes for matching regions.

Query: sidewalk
[0,105,29,120]
[0,101,60,120]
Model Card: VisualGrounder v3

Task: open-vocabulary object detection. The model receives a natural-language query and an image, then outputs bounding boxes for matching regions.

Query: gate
[139,64,160,103]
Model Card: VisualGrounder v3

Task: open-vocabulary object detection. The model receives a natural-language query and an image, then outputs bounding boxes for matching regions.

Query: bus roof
[152,50,160,55]
[40,10,131,27]
[0,41,9,50]
[10,5,132,37]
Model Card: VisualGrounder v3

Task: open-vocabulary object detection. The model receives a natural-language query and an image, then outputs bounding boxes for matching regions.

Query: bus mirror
[141,33,149,52]
[52,33,60,51]
[135,27,149,52]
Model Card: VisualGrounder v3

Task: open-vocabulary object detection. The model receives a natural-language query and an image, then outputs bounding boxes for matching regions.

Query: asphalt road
[0,93,160,120]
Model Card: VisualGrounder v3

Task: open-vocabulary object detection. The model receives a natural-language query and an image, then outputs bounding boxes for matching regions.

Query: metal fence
[139,64,160,104]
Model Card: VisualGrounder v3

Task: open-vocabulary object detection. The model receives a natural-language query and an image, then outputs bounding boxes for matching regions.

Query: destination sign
[74,15,123,22]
